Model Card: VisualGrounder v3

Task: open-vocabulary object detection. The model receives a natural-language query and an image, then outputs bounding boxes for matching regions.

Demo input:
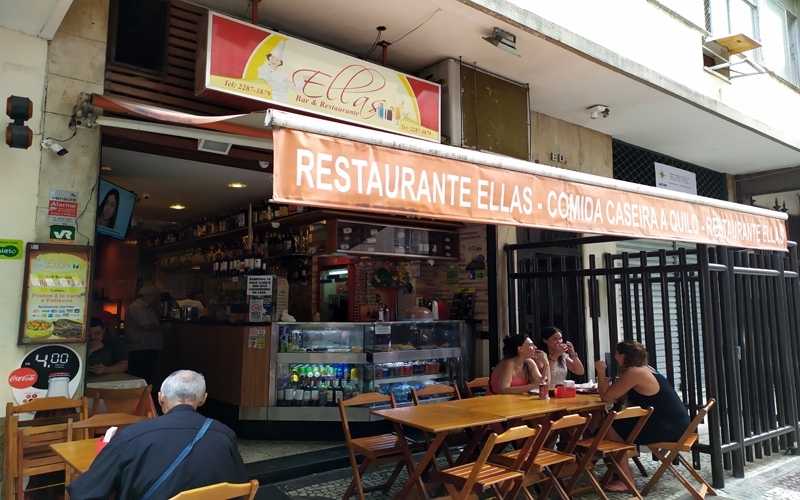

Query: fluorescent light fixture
[483,28,520,56]
[228,182,247,188]
[198,138,232,155]
[95,116,274,150]
[327,269,349,276]
[101,166,113,171]
[170,204,186,210]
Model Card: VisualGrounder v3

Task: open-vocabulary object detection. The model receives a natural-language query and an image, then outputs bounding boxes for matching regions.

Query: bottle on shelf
[302,375,312,407]
[310,377,319,407]
[276,377,285,407]
[333,379,343,406]
[294,374,306,407]
[326,380,335,407]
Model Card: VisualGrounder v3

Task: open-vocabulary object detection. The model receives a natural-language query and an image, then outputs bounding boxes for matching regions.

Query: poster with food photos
[18,243,92,345]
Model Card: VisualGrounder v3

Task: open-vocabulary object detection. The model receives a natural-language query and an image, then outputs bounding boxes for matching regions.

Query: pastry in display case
[367,321,462,351]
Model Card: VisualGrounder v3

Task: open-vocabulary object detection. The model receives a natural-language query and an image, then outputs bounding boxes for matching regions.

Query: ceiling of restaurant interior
[100,147,273,229]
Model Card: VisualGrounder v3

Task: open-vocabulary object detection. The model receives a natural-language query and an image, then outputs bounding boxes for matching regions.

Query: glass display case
[268,321,466,421]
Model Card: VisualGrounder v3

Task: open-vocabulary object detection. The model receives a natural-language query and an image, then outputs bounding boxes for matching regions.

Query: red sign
[9,367,38,389]
[196,12,441,142]
[48,200,78,218]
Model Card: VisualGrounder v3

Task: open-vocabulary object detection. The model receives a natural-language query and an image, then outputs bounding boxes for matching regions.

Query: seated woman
[595,340,690,492]
[539,326,585,386]
[87,317,129,376]
[486,334,550,395]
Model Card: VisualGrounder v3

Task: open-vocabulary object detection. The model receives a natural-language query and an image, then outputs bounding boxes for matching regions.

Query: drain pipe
[250,0,261,25]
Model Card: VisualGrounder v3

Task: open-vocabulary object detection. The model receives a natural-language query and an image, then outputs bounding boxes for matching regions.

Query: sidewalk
[242,439,800,499]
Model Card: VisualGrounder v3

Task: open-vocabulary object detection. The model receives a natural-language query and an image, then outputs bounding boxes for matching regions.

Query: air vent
[108,0,170,74]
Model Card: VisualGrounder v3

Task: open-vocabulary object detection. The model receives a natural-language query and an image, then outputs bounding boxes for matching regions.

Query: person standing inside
[538,326,585,386]
[67,370,248,500]
[125,285,168,384]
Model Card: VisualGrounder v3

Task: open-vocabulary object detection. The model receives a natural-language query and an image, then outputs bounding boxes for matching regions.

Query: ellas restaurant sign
[196,12,441,142]
[273,128,788,251]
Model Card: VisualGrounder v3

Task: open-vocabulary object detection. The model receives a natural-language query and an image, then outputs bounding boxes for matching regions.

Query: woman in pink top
[486,334,550,395]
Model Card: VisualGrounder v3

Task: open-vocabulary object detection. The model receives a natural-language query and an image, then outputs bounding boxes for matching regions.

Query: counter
[159,322,271,408]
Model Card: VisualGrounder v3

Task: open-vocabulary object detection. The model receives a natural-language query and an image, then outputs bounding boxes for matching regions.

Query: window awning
[266,110,788,252]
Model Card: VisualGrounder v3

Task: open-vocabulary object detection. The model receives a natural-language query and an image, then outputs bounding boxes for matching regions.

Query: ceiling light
[228,182,247,188]
[101,166,113,171]
[483,28,520,56]
[198,138,232,155]
[170,204,186,210]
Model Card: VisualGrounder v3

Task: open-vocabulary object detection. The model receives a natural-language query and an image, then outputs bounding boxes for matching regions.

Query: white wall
[0,0,106,411]
[0,25,49,409]
[506,0,800,151]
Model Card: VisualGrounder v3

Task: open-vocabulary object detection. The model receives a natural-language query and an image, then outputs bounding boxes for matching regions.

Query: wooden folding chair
[464,377,490,398]
[339,392,421,500]
[641,399,717,499]
[68,412,148,441]
[430,424,541,500]
[566,405,654,500]
[85,385,153,416]
[411,384,466,468]
[168,479,259,499]
[5,396,88,500]
[491,413,591,500]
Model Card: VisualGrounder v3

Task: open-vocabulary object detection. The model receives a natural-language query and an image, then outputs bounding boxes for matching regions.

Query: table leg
[392,424,447,500]
[64,463,72,500]
[456,425,488,465]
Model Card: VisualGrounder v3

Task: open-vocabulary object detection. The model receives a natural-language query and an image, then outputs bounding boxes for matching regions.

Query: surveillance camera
[142,193,151,200]
[259,161,271,169]
[41,139,68,156]
[587,105,610,120]
[426,259,435,266]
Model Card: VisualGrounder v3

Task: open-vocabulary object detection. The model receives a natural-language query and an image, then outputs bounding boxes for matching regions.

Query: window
[705,0,760,40]
[760,0,800,84]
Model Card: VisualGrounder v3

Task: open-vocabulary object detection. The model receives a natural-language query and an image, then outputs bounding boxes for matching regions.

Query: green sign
[0,239,23,260]
[49,225,76,243]
[445,264,460,287]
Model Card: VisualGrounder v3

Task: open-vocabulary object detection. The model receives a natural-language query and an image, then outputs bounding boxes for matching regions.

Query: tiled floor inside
[237,438,340,463]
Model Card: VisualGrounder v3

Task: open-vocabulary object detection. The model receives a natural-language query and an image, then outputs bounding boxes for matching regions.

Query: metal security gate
[506,237,800,487]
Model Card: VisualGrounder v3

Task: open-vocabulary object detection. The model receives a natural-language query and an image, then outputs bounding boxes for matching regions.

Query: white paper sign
[655,162,697,195]
[249,299,264,322]
[246,275,273,296]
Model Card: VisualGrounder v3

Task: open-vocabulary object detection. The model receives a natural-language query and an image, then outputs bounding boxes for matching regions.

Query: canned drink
[538,383,549,400]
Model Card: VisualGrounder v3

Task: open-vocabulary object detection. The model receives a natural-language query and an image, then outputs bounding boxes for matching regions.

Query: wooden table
[51,437,100,498]
[372,404,506,499]
[443,394,568,420]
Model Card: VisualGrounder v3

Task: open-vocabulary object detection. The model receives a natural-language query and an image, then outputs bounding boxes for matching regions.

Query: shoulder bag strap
[141,418,213,500]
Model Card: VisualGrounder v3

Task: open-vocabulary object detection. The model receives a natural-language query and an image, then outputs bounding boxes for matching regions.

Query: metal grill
[506,236,800,489]
[613,139,728,200]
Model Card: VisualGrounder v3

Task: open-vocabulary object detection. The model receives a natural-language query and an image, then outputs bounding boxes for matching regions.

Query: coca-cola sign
[8,367,38,389]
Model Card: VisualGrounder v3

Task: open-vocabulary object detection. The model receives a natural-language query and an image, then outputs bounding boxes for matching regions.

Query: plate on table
[575,382,598,394]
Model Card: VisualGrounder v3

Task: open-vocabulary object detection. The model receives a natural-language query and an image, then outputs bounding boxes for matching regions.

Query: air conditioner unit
[419,59,530,160]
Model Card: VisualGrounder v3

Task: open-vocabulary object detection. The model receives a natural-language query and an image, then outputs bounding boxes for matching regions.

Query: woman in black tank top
[594,340,690,492]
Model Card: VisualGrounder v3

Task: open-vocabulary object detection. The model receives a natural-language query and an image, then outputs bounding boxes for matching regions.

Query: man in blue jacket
[67,370,248,500]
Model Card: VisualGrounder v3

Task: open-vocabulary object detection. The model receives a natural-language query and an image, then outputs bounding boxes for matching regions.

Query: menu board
[18,243,92,345]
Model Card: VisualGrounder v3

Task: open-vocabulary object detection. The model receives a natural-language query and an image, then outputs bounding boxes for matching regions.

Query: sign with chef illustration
[196,12,441,142]
[18,243,92,345]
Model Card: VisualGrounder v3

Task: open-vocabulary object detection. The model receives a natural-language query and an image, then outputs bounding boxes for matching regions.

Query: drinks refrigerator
[268,320,466,422]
